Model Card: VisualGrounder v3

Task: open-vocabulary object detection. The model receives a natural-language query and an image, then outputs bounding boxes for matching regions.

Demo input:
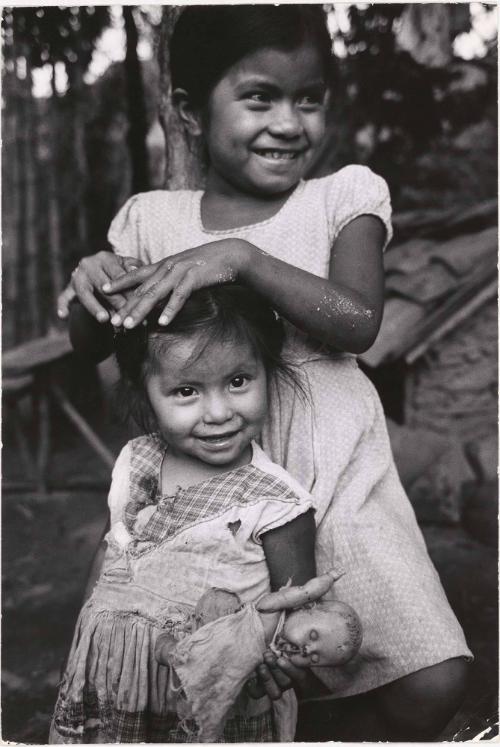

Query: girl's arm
[246,215,385,354]
[261,508,316,590]
[69,301,115,362]
[102,214,385,355]
[254,509,330,699]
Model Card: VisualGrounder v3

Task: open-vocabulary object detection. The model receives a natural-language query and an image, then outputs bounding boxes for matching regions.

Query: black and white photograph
[2,3,498,743]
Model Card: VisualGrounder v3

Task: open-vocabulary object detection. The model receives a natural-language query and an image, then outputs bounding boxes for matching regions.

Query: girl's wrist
[230,239,257,281]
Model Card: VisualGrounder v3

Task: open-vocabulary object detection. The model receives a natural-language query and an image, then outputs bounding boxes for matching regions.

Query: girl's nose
[203,393,233,424]
[268,102,303,139]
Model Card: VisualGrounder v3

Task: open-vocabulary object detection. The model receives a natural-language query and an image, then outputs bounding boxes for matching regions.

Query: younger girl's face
[145,334,268,469]
[202,43,328,198]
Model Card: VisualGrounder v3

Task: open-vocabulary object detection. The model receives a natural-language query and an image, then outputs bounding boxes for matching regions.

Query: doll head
[276,600,363,667]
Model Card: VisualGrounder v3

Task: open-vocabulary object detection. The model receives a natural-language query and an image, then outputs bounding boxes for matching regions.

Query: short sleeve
[107,442,132,526]
[248,448,314,543]
[107,194,144,260]
[251,492,314,544]
[329,165,393,250]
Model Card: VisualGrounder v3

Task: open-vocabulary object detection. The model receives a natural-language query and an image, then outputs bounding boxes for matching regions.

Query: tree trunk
[123,6,150,193]
[45,63,65,307]
[158,7,205,189]
[19,46,42,338]
[2,55,20,347]
[66,61,89,259]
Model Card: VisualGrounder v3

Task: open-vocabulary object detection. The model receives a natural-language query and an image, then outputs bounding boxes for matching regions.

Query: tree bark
[123,6,150,193]
[158,7,205,189]
[2,54,20,347]
[19,47,42,337]
[45,63,65,305]
[66,61,89,258]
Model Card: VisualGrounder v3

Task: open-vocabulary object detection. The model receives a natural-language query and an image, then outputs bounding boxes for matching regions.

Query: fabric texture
[107,165,472,700]
[50,439,310,743]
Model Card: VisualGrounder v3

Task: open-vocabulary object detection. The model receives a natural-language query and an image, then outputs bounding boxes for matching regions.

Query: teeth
[258,150,296,160]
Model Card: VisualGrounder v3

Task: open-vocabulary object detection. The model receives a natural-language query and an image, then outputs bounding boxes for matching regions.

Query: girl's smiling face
[202,44,328,198]
[145,334,268,469]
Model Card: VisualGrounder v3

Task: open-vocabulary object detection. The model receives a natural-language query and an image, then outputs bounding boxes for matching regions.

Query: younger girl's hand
[247,650,311,701]
[102,238,253,329]
[57,252,143,322]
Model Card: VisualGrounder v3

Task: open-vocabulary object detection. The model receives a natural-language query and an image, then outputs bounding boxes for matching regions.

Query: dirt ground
[1,408,498,743]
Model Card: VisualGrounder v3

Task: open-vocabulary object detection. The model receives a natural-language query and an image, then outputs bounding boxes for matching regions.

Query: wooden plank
[3,373,34,393]
[405,279,498,364]
[50,383,116,470]
[3,331,72,375]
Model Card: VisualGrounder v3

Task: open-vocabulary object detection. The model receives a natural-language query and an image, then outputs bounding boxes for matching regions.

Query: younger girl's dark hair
[170,5,333,108]
[114,284,305,432]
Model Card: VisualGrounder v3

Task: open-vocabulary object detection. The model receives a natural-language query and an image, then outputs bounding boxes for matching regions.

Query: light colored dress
[50,437,311,742]
[107,165,472,698]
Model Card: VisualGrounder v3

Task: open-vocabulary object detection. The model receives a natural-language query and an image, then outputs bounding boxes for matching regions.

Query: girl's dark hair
[170,5,332,107]
[114,284,304,432]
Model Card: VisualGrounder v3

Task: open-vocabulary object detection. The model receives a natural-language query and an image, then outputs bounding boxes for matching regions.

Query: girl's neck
[201,178,299,231]
[161,444,253,494]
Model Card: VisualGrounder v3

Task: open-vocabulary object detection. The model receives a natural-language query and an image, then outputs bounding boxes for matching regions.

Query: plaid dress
[50,436,312,743]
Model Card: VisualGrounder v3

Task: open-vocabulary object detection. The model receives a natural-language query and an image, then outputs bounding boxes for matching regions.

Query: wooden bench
[3,330,115,493]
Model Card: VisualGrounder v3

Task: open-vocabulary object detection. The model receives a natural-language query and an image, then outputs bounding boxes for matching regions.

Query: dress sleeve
[107,442,132,526]
[107,194,144,260]
[248,455,315,544]
[329,165,393,250]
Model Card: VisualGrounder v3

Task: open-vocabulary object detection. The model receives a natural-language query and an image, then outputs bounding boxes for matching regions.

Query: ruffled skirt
[50,602,276,743]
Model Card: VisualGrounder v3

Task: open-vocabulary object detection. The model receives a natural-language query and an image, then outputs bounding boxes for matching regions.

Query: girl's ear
[172,88,203,137]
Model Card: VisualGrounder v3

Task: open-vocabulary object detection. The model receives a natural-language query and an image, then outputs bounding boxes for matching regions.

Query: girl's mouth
[254,149,301,161]
[196,430,240,447]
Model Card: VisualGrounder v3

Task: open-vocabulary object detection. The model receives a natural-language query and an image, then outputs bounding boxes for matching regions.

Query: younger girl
[59,5,471,740]
[51,285,320,743]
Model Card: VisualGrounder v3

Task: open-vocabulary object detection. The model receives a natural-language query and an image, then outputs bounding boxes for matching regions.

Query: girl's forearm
[69,301,114,362]
[241,244,380,354]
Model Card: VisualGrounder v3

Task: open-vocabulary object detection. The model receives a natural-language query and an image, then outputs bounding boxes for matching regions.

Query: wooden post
[158,7,205,190]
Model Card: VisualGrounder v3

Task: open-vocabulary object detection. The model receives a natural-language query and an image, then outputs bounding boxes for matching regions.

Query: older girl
[59,5,471,740]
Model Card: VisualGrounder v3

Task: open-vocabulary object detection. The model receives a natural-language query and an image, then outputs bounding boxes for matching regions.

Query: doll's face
[277,601,362,668]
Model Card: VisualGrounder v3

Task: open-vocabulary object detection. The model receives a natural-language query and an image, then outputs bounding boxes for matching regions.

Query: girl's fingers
[121,256,144,272]
[246,676,265,700]
[74,280,111,321]
[57,284,77,319]
[158,268,200,325]
[111,269,178,327]
[263,651,293,690]
[255,663,284,701]
[103,263,158,293]
[274,656,309,687]
[75,263,128,318]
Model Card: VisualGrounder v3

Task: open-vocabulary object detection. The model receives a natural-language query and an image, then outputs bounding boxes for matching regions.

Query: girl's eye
[230,375,248,390]
[175,386,196,398]
[245,92,271,106]
[297,95,323,110]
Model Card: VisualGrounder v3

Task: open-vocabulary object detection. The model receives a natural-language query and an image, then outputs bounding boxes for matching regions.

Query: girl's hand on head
[102,239,253,329]
[57,253,144,322]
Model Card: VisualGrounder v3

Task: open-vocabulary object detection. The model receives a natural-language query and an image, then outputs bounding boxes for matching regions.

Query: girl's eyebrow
[234,77,327,94]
